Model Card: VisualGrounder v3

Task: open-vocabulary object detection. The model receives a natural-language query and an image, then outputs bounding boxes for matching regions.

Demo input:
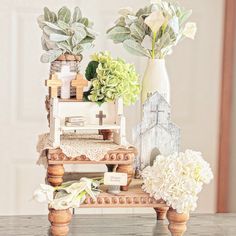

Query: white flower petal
[183,22,197,40]
[141,149,213,213]
[144,11,165,33]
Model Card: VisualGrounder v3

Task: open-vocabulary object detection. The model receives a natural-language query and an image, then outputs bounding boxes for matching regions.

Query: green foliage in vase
[107,1,197,59]
[38,6,98,63]
[85,61,99,81]
[85,52,140,106]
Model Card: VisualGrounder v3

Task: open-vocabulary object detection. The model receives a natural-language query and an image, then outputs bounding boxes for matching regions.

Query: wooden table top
[1,214,235,236]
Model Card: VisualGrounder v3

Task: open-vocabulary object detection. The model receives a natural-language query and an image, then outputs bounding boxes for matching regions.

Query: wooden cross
[45,74,62,98]
[71,74,88,101]
[96,111,106,125]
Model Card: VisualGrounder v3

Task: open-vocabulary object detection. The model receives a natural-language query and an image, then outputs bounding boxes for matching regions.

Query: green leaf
[79,17,89,27]
[43,33,58,50]
[72,28,87,45]
[41,35,49,50]
[86,27,99,38]
[123,39,149,57]
[73,7,82,22]
[81,43,93,50]
[50,33,70,42]
[107,26,130,42]
[43,21,62,31]
[115,16,126,27]
[159,32,171,48]
[130,22,145,42]
[179,9,192,25]
[58,6,71,23]
[80,36,95,44]
[71,22,86,33]
[57,20,69,31]
[57,41,72,53]
[72,45,83,55]
[85,61,99,80]
[43,25,64,36]
[40,49,62,63]
[44,7,57,22]
[37,15,45,29]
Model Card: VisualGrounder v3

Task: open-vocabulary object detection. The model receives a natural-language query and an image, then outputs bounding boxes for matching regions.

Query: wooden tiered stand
[44,56,190,236]
[46,149,189,236]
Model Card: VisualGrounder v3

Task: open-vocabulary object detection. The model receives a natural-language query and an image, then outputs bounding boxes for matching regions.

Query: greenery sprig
[107,0,197,59]
[38,6,98,63]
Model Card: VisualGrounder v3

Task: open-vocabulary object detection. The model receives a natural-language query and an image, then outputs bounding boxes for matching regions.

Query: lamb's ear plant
[107,1,197,59]
[38,6,98,63]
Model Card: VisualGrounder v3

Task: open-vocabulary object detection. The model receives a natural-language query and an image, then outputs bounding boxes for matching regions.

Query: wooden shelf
[58,98,84,102]
[80,179,166,208]
[61,124,120,131]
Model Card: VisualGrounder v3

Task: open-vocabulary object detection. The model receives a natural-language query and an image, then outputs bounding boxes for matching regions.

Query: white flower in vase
[183,22,197,39]
[144,11,166,34]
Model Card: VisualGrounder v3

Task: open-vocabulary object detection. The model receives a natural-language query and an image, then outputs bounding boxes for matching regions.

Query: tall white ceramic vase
[141,59,170,104]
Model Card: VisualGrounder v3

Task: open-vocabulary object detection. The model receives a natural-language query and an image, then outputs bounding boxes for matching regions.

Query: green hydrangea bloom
[86,51,140,105]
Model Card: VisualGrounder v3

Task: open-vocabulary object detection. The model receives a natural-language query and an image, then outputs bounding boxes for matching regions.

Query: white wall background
[0,0,224,215]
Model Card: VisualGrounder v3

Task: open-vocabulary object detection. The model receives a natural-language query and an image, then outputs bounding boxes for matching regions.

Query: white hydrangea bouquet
[33,178,102,210]
[142,150,213,213]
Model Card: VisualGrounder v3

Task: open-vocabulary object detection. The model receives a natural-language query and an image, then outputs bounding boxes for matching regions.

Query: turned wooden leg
[154,207,169,220]
[48,209,72,236]
[47,164,64,187]
[167,208,189,236]
[116,164,134,191]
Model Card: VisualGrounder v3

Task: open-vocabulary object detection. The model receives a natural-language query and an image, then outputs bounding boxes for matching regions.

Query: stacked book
[65,116,86,127]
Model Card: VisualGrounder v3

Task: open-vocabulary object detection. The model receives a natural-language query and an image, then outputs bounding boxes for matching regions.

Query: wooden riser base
[48,180,189,236]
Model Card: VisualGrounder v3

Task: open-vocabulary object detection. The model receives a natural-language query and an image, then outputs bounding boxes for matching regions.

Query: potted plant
[107,0,197,103]
[84,51,140,140]
[38,6,98,99]
[85,51,140,106]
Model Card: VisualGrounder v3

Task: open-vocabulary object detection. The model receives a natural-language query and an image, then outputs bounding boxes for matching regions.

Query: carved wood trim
[47,148,136,165]
[81,195,166,208]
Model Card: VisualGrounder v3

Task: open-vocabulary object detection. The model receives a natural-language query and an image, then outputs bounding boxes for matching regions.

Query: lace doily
[36,133,130,168]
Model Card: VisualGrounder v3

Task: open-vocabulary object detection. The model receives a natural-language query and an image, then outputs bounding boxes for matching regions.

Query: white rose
[144,11,166,33]
[183,22,197,40]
